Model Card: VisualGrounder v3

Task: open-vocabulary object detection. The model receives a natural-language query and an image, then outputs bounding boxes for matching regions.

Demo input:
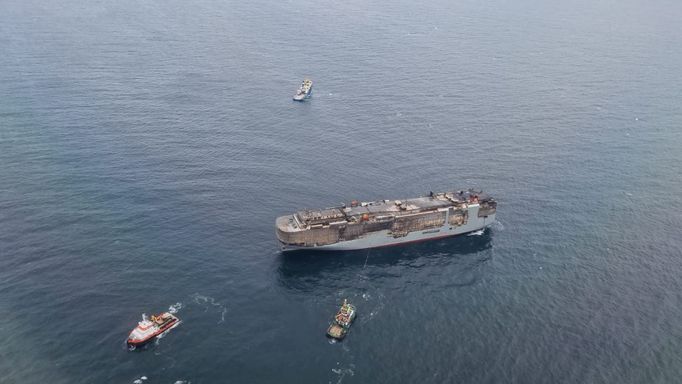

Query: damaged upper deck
[276,190,496,248]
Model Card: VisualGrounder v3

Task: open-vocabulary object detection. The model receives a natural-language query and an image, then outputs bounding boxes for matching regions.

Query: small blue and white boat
[293,79,313,101]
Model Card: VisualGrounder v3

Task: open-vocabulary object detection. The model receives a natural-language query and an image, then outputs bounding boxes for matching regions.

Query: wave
[191,293,228,324]
[467,229,484,236]
[169,302,183,314]
[331,366,355,384]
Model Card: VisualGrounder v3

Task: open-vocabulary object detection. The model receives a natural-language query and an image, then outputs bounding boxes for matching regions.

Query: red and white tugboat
[127,312,180,348]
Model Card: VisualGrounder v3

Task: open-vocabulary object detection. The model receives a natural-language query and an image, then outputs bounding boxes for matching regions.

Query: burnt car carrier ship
[276,189,496,251]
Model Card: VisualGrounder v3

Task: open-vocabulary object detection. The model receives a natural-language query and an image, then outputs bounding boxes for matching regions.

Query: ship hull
[280,213,495,252]
[293,89,312,101]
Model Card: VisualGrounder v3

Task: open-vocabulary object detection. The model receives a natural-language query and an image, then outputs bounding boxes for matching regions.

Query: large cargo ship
[276,189,496,251]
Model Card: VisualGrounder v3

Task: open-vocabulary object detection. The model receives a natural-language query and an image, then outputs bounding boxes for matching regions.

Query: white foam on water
[362,293,371,301]
[192,293,209,305]
[169,302,183,314]
[468,229,484,236]
[133,380,142,384]
[155,320,181,345]
[140,377,147,381]
[191,293,228,324]
[154,329,169,347]
[191,294,223,307]
[360,291,385,324]
[219,307,227,324]
[331,367,355,384]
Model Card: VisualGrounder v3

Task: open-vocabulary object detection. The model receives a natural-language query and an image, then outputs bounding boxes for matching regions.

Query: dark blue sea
[1,0,681,383]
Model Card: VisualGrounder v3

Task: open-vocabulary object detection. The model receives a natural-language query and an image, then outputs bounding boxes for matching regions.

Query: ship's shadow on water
[276,231,494,292]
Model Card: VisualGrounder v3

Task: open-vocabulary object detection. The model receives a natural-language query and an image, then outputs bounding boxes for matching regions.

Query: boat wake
[359,290,385,324]
[154,320,181,346]
[168,302,183,314]
[468,229,485,236]
[132,376,148,384]
[154,333,165,345]
[191,293,228,324]
[331,366,355,384]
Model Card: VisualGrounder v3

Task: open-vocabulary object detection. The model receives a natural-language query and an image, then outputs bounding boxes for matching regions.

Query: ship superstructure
[276,189,496,251]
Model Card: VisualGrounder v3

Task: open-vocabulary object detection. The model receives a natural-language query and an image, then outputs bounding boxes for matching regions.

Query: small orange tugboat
[127,312,180,347]
[326,299,356,340]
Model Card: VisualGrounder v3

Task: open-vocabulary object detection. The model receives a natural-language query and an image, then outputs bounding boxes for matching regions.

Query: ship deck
[343,196,451,216]
[278,190,491,232]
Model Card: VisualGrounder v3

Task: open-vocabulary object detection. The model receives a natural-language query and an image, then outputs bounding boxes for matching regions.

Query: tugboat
[127,312,180,348]
[293,78,313,101]
[326,299,356,340]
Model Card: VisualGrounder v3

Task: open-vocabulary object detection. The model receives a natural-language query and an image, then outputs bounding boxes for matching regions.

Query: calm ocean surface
[1,0,681,383]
